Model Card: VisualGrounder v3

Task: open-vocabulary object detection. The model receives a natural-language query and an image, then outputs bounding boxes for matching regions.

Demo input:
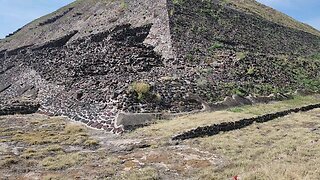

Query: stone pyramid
[1,0,320,133]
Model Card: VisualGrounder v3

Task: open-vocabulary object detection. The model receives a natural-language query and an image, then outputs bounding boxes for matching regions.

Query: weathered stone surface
[0,100,40,116]
[116,113,161,130]
[232,95,252,105]
[0,0,320,133]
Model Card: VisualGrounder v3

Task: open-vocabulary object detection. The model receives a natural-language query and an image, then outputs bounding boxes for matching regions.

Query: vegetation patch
[0,157,18,168]
[41,152,86,170]
[236,51,247,60]
[196,77,208,88]
[119,0,128,10]
[208,42,224,52]
[246,66,256,75]
[130,82,151,101]
[172,0,184,5]
[0,115,102,177]
[310,52,320,61]
[119,167,160,180]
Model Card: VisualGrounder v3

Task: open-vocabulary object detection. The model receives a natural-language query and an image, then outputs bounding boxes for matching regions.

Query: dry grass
[9,119,96,146]
[21,145,64,159]
[121,94,320,179]
[0,114,144,179]
[187,109,320,179]
[125,111,251,140]
[0,157,18,168]
[117,167,160,180]
[126,95,320,140]
[42,174,65,180]
[41,152,86,170]
[0,114,101,178]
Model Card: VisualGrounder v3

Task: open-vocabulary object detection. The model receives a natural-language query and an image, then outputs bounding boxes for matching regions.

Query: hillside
[0,0,320,132]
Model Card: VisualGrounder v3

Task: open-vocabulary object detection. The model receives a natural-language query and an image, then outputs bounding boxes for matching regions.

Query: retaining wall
[172,103,320,141]
[0,101,40,116]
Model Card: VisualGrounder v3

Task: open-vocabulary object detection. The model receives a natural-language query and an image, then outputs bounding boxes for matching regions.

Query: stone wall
[0,100,40,116]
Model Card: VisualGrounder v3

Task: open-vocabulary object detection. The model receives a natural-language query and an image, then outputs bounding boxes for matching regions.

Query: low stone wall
[115,112,162,130]
[32,30,78,51]
[39,7,74,26]
[209,93,295,111]
[172,103,320,141]
[0,101,40,116]
[115,106,205,130]
[115,92,304,130]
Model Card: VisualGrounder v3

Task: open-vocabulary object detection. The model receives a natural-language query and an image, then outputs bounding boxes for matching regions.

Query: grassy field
[187,108,320,179]
[0,95,320,179]
[125,95,320,140]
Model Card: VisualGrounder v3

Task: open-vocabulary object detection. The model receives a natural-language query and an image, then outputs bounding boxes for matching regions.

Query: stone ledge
[0,100,40,116]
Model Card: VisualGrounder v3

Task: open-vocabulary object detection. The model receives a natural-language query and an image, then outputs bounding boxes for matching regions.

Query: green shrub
[120,0,128,9]
[232,87,247,97]
[236,52,247,60]
[310,53,320,61]
[208,42,224,52]
[172,0,184,5]
[130,82,151,100]
[155,93,162,102]
[196,78,208,88]
[186,53,194,62]
[246,67,255,75]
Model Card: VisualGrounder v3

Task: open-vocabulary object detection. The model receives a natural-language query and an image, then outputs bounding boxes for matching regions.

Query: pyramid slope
[1,0,320,132]
[228,0,320,37]
[0,0,173,58]
[1,0,320,53]
[169,0,320,60]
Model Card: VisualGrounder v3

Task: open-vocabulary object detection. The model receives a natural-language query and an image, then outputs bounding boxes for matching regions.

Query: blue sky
[0,0,74,38]
[0,0,319,38]
[257,0,320,30]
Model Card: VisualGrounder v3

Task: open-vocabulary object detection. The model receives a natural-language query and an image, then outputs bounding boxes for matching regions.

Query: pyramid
[1,0,320,133]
